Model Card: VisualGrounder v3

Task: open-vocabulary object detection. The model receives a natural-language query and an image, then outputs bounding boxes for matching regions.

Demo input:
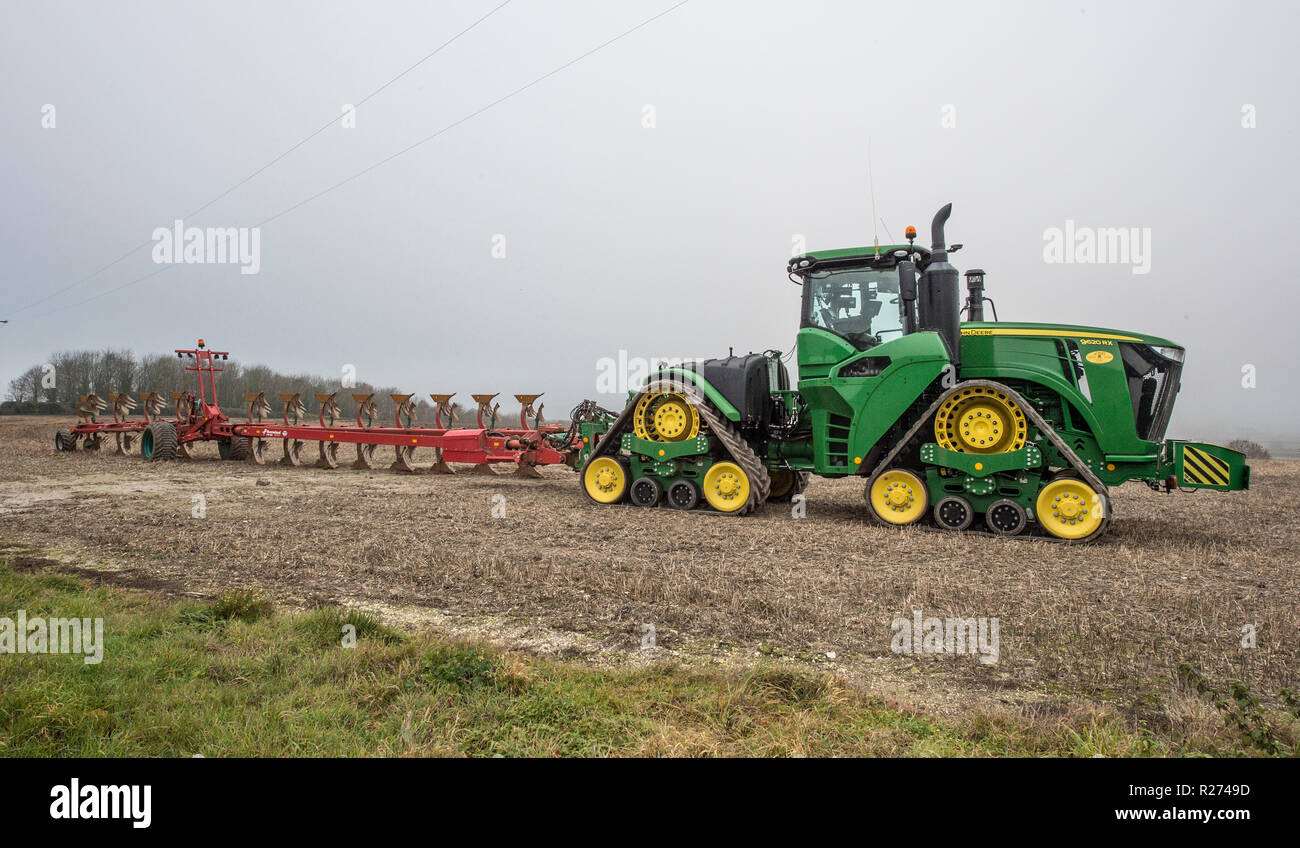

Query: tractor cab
[787,238,949,382]
[789,246,931,353]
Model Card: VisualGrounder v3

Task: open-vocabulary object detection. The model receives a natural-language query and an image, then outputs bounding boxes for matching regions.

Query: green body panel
[628,452,710,483]
[575,421,602,467]
[796,327,859,379]
[624,432,710,460]
[795,329,949,476]
[919,442,1043,476]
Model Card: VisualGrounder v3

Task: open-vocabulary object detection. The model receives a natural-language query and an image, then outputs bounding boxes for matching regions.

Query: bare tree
[5,365,42,402]
[1228,439,1271,460]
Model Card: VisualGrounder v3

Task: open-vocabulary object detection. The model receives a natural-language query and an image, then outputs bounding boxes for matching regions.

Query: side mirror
[897,260,918,335]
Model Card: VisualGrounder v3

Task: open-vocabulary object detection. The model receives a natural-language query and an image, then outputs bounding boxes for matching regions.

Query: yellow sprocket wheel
[869,469,928,525]
[632,392,699,443]
[702,461,750,513]
[1035,477,1103,540]
[583,456,629,504]
[933,386,1027,454]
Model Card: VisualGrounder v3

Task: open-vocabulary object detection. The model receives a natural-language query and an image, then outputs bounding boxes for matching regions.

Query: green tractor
[574,204,1249,542]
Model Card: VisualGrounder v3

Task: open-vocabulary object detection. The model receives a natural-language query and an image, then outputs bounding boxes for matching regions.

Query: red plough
[54,340,582,476]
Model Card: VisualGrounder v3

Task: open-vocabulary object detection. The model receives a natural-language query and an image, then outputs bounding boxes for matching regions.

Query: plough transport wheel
[219,437,250,461]
[141,421,178,462]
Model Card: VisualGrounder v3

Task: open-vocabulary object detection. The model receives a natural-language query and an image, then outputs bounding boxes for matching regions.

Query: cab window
[802,268,904,350]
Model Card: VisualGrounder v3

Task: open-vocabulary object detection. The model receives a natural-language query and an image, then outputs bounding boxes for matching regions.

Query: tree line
[1,348,483,424]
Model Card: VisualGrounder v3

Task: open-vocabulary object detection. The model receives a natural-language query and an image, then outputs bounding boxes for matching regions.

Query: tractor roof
[787,244,931,275]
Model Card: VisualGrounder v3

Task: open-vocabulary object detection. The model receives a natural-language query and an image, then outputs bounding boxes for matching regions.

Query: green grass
[0,559,1289,757]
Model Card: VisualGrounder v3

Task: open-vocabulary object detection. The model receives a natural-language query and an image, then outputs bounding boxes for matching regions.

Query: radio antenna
[868,139,880,256]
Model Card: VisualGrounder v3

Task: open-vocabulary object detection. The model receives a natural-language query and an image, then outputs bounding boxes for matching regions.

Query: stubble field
[1,414,1296,750]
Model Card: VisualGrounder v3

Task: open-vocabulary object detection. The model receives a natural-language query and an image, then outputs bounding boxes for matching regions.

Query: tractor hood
[960,321,1186,447]
[959,321,1182,352]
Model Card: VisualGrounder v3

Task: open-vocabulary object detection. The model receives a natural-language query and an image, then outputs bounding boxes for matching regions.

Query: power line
[35,0,693,319]
[257,0,689,230]
[7,0,515,317]
[31,264,176,318]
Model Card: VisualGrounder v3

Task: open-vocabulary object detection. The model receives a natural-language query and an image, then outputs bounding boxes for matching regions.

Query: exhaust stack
[919,203,961,365]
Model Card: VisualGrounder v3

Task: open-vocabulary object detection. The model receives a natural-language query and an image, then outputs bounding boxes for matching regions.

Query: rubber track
[589,379,770,514]
[864,379,1112,543]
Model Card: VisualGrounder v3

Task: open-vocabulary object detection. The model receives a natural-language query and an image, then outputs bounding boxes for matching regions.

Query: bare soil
[2,415,1295,727]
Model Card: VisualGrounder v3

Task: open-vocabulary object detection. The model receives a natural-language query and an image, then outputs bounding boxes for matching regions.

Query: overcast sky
[2,0,1296,444]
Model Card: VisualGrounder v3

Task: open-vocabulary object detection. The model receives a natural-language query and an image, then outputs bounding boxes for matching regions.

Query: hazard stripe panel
[1183,446,1230,487]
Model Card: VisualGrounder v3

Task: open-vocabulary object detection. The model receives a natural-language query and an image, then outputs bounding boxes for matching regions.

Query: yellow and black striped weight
[1181,445,1232,488]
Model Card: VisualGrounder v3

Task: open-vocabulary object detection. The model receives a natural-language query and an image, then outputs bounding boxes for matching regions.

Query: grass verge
[0,558,1291,757]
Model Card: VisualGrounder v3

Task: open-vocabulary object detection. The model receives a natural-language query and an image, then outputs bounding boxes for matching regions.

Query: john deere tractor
[574,203,1249,542]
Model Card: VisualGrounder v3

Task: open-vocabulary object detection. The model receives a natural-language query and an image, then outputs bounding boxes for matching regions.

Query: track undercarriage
[863,380,1113,542]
